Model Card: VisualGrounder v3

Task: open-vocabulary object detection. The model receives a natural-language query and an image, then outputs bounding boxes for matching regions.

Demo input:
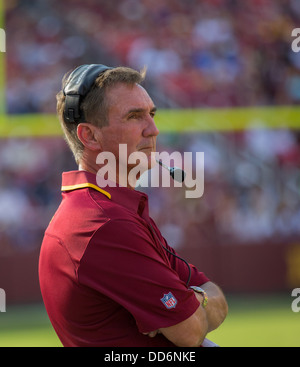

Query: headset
[63,63,191,285]
[63,64,113,124]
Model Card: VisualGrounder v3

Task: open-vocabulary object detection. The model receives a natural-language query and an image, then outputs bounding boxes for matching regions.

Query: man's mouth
[138,146,154,151]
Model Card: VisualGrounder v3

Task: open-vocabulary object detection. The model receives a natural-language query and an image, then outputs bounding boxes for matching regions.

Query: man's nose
[143,116,160,137]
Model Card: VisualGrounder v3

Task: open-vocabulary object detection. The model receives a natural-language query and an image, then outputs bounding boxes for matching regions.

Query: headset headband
[63,64,113,123]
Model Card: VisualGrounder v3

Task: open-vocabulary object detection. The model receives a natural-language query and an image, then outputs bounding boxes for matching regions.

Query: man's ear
[77,123,102,151]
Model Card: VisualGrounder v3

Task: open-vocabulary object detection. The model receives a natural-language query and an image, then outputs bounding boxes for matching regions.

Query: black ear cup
[63,64,112,123]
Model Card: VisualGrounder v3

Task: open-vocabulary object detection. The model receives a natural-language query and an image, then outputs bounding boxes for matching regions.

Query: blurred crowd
[0,130,299,254]
[1,0,300,254]
[0,138,76,255]
[150,129,300,249]
[6,0,300,112]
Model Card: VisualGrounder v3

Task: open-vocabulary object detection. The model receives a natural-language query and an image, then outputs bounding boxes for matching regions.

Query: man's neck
[78,162,137,190]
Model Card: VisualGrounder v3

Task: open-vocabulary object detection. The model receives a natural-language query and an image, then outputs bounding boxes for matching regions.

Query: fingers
[143,330,161,338]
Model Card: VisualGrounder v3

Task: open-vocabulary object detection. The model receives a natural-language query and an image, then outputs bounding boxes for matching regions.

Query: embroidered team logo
[160,292,177,309]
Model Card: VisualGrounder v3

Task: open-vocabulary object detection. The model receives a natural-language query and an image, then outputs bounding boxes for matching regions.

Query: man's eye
[128,114,139,120]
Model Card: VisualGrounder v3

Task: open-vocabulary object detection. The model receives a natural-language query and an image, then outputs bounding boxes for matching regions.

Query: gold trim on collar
[61,183,111,199]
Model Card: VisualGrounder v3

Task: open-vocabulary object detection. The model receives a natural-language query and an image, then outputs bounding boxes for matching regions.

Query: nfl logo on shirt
[160,292,177,309]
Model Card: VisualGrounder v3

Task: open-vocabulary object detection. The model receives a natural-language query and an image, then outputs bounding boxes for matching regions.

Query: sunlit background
[0,0,299,346]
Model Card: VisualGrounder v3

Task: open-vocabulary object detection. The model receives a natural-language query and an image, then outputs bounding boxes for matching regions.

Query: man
[39,64,228,347]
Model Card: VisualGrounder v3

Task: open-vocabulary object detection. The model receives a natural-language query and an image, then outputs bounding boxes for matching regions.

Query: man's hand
[195,281,228,332]
[143,330,160,338]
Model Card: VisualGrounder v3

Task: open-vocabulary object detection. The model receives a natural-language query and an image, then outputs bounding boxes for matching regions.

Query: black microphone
[156,160,186,183]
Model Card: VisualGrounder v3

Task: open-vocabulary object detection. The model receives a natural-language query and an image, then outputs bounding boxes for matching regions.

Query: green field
[210,294,300,347]
[0,294,298,347]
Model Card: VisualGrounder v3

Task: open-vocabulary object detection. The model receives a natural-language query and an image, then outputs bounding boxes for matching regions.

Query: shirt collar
[61,170,149,218]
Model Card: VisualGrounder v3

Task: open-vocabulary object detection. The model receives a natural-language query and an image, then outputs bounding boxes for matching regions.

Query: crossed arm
[145,281,228,347]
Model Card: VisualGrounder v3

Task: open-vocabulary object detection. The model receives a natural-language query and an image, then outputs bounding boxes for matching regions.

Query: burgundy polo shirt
[39,170,209,347]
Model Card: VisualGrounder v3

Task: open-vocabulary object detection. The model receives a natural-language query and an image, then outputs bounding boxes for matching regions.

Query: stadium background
[0,0,299,346]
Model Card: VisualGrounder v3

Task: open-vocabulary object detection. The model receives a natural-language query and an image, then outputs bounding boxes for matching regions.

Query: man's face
[98,82,159,173]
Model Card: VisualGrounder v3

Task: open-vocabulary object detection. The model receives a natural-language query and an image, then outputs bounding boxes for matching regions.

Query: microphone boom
[157,160,186,183]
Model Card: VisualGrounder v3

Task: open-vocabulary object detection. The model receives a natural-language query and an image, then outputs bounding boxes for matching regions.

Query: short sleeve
[78,219,200,333]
